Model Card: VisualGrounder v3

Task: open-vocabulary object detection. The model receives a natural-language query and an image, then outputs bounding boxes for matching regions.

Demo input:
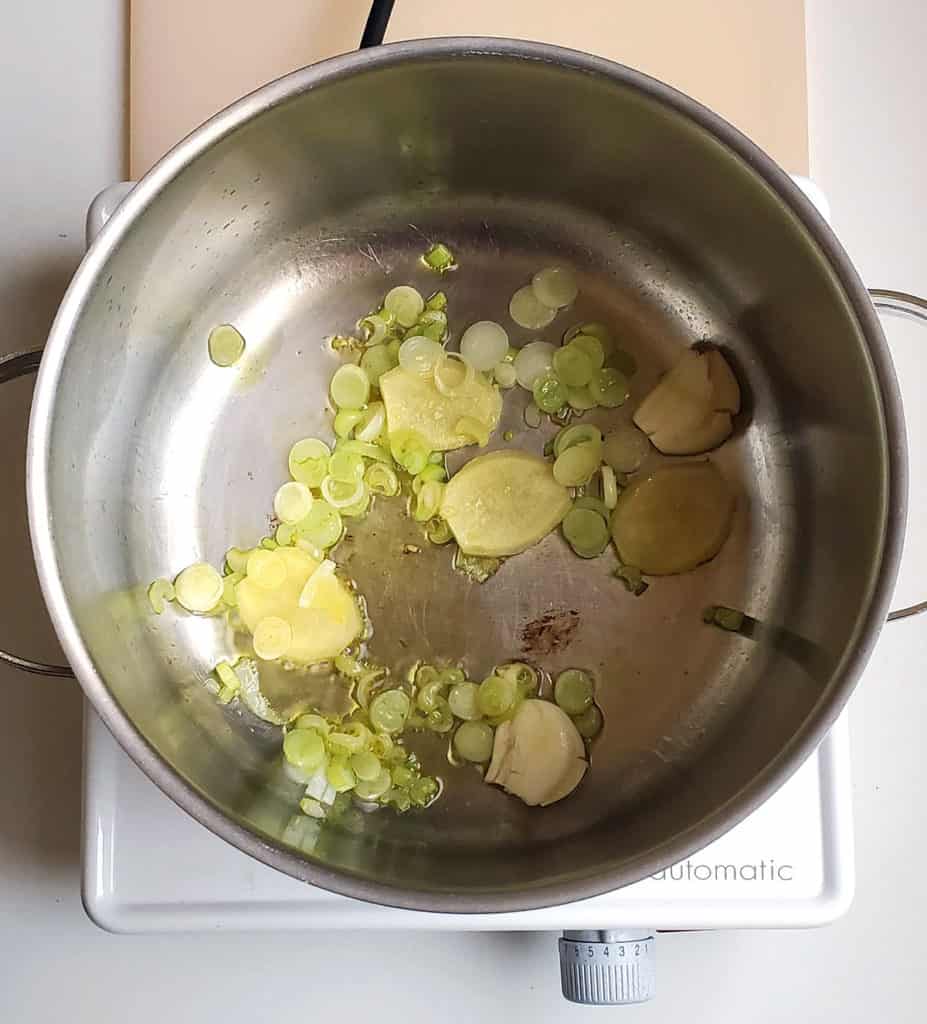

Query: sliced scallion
[704,605,746,632]
[326,758,357,793]
[425,517,454,545]
[288,438,330,488]
[614,563,649,596]
[147,577,175,614]
[384,285,425,328]
[416,678,449,712]
[523,402,543,429]
[409,776,439,807]
[174,562,223,613]
[589,367,630,407]
[337,491,370,519]
[493,362,517,388]
[562,507,610,558]
[389,428,431,475]
[532,372,567,414]
[602,465,619,509]
[603,425,650,473]
[398,335,444,376]
[421,243,456,274]
[355,402,386,443]
[354,769,392,800]
[567,321,612,350]
[566,384,597,411]
[221,573,241,606]
[554,669,594,715]
[553,342,594,387]
[495,662,538,697]
[207,324,246,367]
[509,285,557,329]
[553,423,603,457]
[330,364,371,409]
[552,441,602,487]
[225,547,251,575]
[295,714,331,734]
[573,704,604,739]
[350,750,382,782]
[333,408,365,439]
[448,681,482,721]
[365,462,400,497]
[426,700,454,733]
[321,475,366,509]
[569,333,606,370]
[328,450,365,484]
[531,266,578,309]
[573,495,610,520]
[337,438,392,464]
[293,499,343,549]
[453,720,494,763]
[477,674,518,718]
[513,341,555,390]
[360,343,397,388]
[411,463,447,494]
[359,311,395,346]
[283,728,327,771]
[275,523,296,546]
[273,481,314,524]
[460,320,509,371]
[414,479,445,522]
[369,689,411,734]
[412,308,449,343]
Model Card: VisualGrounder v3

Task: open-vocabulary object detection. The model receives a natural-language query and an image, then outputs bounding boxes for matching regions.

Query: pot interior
[35,44,890,908]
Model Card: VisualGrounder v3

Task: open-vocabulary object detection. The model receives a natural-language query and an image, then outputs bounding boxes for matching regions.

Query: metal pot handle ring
[870,288,927,621]
[0,349,74,676]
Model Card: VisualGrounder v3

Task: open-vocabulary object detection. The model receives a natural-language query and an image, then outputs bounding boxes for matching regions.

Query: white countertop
[2,1,926,1019]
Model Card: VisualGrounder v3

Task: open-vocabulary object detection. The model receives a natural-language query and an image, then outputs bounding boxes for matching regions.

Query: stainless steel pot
[4,39,925,912]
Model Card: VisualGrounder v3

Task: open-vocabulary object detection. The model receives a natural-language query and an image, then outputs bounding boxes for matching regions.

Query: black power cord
[360,0,396,49]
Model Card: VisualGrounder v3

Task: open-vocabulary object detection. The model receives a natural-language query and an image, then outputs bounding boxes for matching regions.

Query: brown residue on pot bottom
[520,608,580,657]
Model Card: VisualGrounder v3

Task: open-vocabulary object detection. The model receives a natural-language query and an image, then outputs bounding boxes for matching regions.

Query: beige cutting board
[130,0,808,179]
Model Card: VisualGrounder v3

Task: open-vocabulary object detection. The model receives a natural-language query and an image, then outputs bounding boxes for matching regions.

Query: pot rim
[27,37,907,914]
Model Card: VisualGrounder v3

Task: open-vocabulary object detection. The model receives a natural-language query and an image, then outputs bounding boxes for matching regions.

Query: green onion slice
[174,562,223,612]
[330,364,371,409]
[207,324,246,367]
[273,481,314,524]
[365,462,400,496]
[554,668,594,715]
[453,721,495,762]
[562,507,610,558]
[147,577,175,614]
[383,285,425,328]
[552,441,602,486]
[369,689,411,734]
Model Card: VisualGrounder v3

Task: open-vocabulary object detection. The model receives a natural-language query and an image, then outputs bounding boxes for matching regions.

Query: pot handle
[869,289,927,621]
[0,349,74,676]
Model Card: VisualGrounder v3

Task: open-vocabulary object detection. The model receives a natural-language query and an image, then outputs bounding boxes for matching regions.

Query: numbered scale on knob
[558,931,656,1005]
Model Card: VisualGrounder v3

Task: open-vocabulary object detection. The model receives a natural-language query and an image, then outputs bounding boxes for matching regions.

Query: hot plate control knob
[559,930,656,1005]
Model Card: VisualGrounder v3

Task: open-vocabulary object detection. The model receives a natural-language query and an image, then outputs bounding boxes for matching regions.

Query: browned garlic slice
[485,700,587,806]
